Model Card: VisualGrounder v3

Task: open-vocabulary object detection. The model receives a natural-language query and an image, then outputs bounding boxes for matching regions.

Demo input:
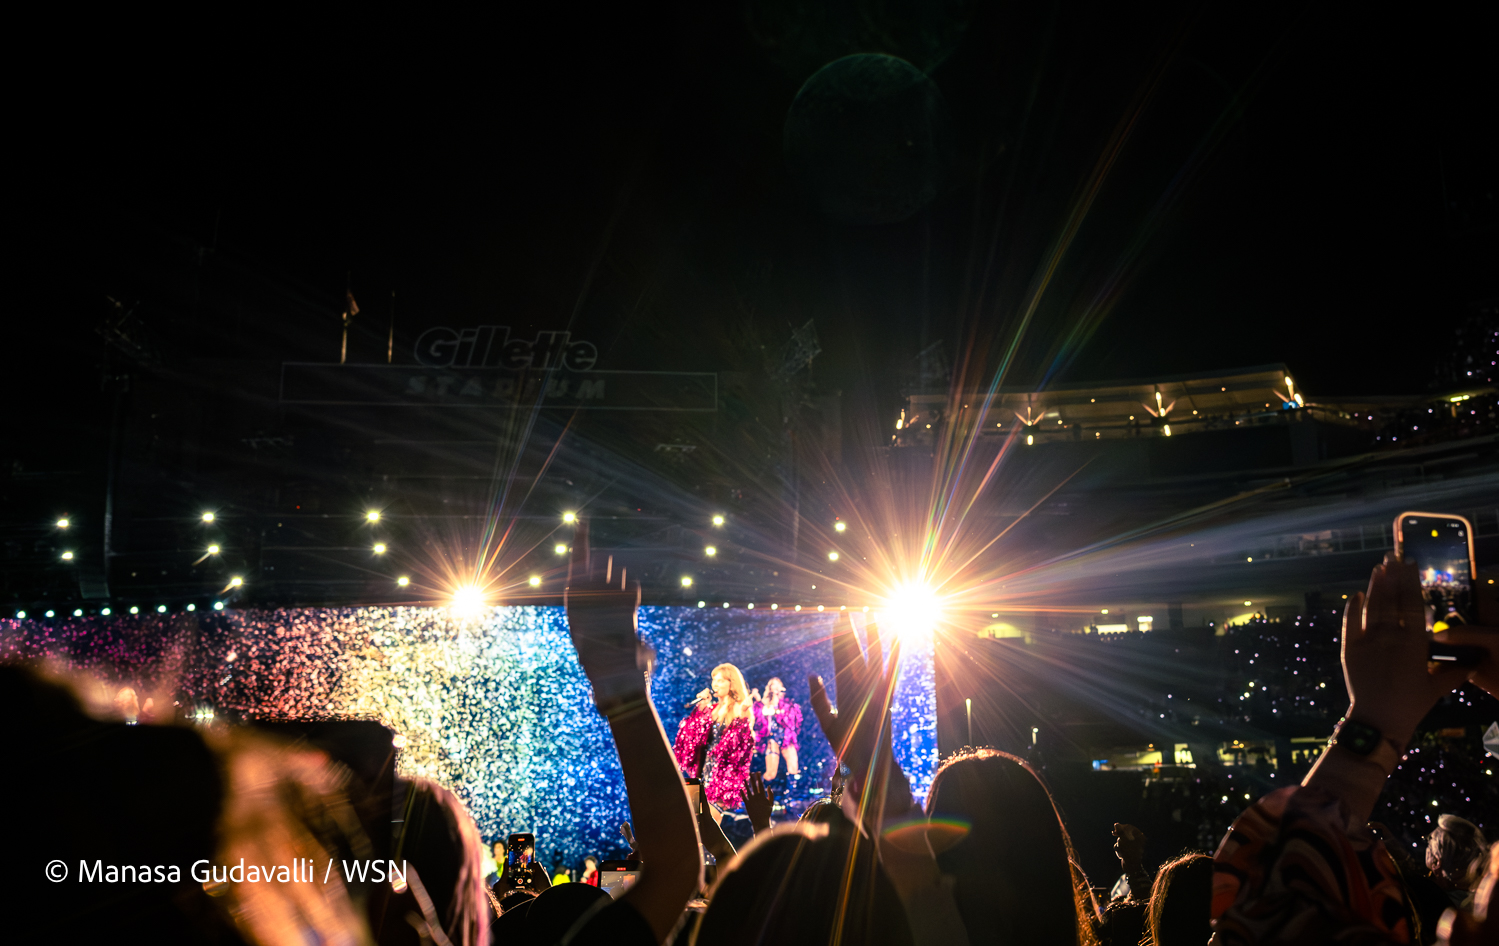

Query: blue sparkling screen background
[2,606,935,867]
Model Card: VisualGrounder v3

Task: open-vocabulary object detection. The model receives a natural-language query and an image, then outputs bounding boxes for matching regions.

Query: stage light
[373,543,388,555]
[201,511,215,523]
[770,603,778,610]
[101,607,111,615]
[722,602,730,609]
[834,521,847,533]
[554,543,567,555]
[697,601,706,608]
[827,551,840,562]
[1247,557,1253,562]
[883,582,942,640]
[795,605,802,612]
[451,585,486,615]
[157,605,167,613]
[712,514,725,527]
[214,602,225,610]
[56,518,69,529]
[15,610,25,618]
[46,610,55,618]
[748,603,755,609]
[129,606,139,614]
[186,604,196,612]
[397,576,410,587]
[207,545,221,555]
[1101,609,1108,614]
[705,546,717,557]
[1026,434,1034,446]
[73,608,83,616]
[680,576,693,587]
[562,511,577,524]
[1244,601,1252,607]
[529,575,542,587]
[229,577,243,587]
[366,510,381,522]
[817,605,825,612]
[1163,425,1172,436]
[60,551,74,561]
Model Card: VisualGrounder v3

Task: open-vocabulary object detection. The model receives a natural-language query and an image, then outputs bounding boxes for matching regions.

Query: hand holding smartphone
[1394,511,1485,666]
[506,833,536,886]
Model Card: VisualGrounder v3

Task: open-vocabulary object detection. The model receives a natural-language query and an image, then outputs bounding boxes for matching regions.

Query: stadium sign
[413,326,598,370]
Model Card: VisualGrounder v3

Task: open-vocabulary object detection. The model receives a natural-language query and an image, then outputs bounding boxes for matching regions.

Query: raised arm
[565,521,701,941]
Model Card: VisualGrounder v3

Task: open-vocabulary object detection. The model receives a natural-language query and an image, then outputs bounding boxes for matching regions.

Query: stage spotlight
[827,551,840,562]
[213,601,225,610]
[366,510,381,523]
[229,577,243,587]
[833,521,847,533]
[770,603,778,610]
[554,543,567,556]
[60,551,74,561]
[56,518,69,529]
[451,585,487,615]
[712,514,725,527]
[697,600,706,608]
[201,511,215,523]
[46,610,55,618]
[528,575,542,587]
[562,511,577,524]
[397,576,411,587]
[373,543,388,555]
[705,546,717,557]
[73,608,82,616]
[129,606,139,614]
[186,604,196,612]
[15,610,25,619]
[1026,434,1034,446]
[101,607,111,615]
[157,605,167,613]
[680,576,693,587]
[884,582,942,640]
[1243,600,1252,607]
[207,545,221,555]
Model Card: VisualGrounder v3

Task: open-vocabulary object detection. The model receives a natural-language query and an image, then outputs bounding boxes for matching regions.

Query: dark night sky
[11,2,1497,445]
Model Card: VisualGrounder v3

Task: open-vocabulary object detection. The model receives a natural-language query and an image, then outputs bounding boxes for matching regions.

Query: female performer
[751,677,802,781]
[673,663,756,814]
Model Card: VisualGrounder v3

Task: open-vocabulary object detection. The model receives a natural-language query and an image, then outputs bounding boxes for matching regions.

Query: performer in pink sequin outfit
[751,676,802,781]
[672,662,755,812]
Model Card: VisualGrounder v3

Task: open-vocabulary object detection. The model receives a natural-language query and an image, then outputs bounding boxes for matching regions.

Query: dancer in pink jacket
[673,662,756,812]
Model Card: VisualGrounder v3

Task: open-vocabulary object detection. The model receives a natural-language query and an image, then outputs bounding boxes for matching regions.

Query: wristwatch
[1329,717,1403,773]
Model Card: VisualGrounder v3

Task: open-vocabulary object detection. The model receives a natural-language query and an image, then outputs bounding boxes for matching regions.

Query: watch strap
[1330,717,1403,773]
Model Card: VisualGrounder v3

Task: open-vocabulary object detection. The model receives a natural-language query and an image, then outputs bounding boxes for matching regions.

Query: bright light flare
[56,518,69,529]
[562,511,577,524]
[366,510,381,522]
[833,521,847,533]
[554,543,567,556]
[207,544,221,555]
[882,582,942,641]
[373,543,388,555]
[711,514,725,527]
[450,585,488,615]
[680,576,693,587]
[705,546,717,557]
[201,511,216,523]
[528,575,541,587]
[397,576,411,587]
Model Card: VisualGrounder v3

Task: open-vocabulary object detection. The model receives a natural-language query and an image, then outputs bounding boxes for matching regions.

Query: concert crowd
[8,530,1498,945]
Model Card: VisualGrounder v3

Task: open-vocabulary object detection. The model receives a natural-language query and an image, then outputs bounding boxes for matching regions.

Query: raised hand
[1112,823,1146,872]
[564,519,648,708]
[743,773,775,834]
[1342,554,1469,748]
[808,616,901,777]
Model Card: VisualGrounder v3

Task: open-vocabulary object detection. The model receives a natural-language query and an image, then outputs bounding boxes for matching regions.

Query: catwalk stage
[3,606,937,865]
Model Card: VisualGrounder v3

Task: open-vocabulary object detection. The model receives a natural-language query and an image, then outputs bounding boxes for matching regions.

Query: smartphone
[1394,511,1484,665]
[684,777,703,816]
[506,833,535,883]
[598,860,640,899]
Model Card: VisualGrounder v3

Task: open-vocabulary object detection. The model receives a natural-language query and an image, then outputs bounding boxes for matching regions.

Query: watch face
[1336,720,1381,755]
